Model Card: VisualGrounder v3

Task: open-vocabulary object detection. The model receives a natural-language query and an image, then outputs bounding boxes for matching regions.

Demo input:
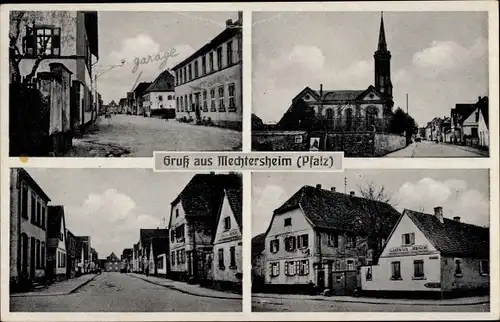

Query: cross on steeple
[378,11,388,52]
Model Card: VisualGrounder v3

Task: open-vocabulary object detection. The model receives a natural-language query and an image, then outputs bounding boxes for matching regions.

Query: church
[279,13,394,133]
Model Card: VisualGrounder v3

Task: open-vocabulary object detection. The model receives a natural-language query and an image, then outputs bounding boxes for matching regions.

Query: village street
[10,272,241,312]
[64,115,242,157]
[252,296,490,312]
[384,140,488,158]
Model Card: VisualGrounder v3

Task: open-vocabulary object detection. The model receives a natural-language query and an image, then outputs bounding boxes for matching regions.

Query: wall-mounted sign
[429,256,439,260]
[389,244,428,254]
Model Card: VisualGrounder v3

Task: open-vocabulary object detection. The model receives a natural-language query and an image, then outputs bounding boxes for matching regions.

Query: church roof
[321,90,366,101]
[377,12,388,52]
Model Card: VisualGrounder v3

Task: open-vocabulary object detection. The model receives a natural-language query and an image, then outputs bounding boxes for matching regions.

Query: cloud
[335,60,373,89]
[268,45,326,73]
[393,177,489,227]
[66,189,161,256]
[252,184,289,235]
[412,37,487,78]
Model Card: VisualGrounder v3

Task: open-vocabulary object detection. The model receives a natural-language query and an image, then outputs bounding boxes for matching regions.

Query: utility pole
[406,93,409,115]
[344,177,347,195]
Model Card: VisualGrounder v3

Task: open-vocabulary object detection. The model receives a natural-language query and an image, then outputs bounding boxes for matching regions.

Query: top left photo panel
[8,10,243,157]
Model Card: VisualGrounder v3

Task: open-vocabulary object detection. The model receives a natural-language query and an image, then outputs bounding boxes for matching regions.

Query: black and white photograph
[9,168,242,312]
[251,12,489,157]
[9,10,243,157]
[251,170,490,312]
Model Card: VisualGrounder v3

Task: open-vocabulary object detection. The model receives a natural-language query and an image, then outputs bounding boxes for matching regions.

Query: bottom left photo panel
[8,168,243,312]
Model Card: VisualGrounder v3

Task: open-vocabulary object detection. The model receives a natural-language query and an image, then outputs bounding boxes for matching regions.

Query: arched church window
[345,108,353,131]
[326,109,334,119]
[366,106,378,130]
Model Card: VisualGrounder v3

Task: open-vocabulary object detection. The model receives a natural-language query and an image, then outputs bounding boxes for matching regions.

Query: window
[188,64,192,81]
[31,194,36,224]
[210,89,216,112]
[284,218,292,226]
[229,246,236,269]
[270,262,280,277]
[202,56,207,75]
[189,94,193,112]
[59,231,64,241]
[366,266,372,281]
[346,235,356,248]
[180,249,185,263]
[158,95,163,102]
[170,230,175,242]
[294,135,303,144]
[346,259,355,271]
[171,251,176,265]
[299,260,309,275]
[176,250,180,264]
[413,260,424,278]
[218,86,225,111]
[41,242,45,268]
[227,41,233,65]
[157,258,164,269]
[184,96,188,113]
[297,234,309,248]
[224,216,231,231]
[175,224,185,242]
[218,248,225,269]
[23,26,61,57]
[176,97,180,111]
[194,60,199,78]
[209,52,214,72]
[175,209,179,217]
[326,108,334,120]
[455,258,462,276]
[402,233,415,246]
[183,66,187,83]
[391,261,401,280]
[479,259,489,275]
[285,261,297,276]
[366,107,378,129]
[471,127,479,138]
[328,233,339,247]
[179,69,183,84]
[202,90,208,112]
[345,108,353,131]
[334,260,341,271]
[176,71,179,85]
[21,183,28,219]
[270,239,279,253]
[284,236,296,252]
[228,83,236,110]
[36,240,40,269]
[216,46,223,69]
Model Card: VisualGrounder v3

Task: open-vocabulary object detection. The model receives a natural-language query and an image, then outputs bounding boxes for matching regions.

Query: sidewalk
[252,293,489,306]
[10,274,97,297]
[127,273,241,300]
[439,142,489,157]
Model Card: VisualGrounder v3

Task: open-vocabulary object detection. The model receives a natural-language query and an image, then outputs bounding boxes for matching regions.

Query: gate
[330,271,358,295]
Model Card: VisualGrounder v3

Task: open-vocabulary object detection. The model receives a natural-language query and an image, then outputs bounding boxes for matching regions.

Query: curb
[10,274,98,298]
[127,274,241,301]
[253,295,489,307]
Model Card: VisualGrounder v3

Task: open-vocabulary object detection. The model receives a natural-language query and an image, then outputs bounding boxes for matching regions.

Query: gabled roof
[252,233,266,259]
[145,69,175,93]
[140,229,169,251]
[17,169,51,202]
[404,209,489,258]
[292,86,381,104]
[225,188,243,228]
[47,206,65,239]
[107,252,120,262]
[151,237,169,258]
[273,185,400,235]
[478,98,489,129]
[171,173,242,224]
[134,82,153,96]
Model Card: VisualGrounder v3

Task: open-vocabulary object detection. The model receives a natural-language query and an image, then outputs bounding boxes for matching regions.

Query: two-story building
[132,82,153,115]
[137,228,169,274]
[47,205,68,282]
[169,172,242,282]
[143,69,175,117]
[212,183,243,291]
[263,184,400,294]
[10,11,99,130]
[76,236,91,274]
[172,12,243,130]
[105,252,121,272]
[360,207,489,297]
[65,229,78,278]
[10,168,51,290]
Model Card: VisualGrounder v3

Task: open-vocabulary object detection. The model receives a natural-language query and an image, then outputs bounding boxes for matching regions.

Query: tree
[279,98,315,131]
[389,107,417,138]
[9,11,50,84]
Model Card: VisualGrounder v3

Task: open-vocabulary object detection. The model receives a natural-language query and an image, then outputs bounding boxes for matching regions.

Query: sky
[252,170,490,237]
[24,168,198,258]
[252,11,489,126]
[95,11,239,103]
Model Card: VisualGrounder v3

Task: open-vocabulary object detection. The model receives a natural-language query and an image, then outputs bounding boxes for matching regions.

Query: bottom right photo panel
[251,170,490,312]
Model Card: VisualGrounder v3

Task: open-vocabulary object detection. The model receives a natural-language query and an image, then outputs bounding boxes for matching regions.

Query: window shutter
[292,236,296,250]
[304,235,309,248]
[401,234,405,245]
[410,233,415,245]
[276,239,280,252]
[52,27,61,56]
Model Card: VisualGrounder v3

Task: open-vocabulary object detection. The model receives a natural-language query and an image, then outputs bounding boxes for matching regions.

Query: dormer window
[284,218,292,226]
[223,216,231,231]
[402,233,415,246]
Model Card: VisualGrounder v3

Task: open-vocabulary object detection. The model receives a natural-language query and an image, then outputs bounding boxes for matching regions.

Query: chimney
[320,84,323,98]
[349,191,355,196]
[434,206,444,224]
[453,216,461,222]
[226,19,233,27]
[316,184,322,189]
[331,187,336,192]
[478,96,481,101]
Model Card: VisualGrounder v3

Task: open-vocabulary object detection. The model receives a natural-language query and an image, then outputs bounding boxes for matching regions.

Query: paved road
[385,140,486,158]
[10,272,242,312]
[66,115,242,157]
[252,297,490,312]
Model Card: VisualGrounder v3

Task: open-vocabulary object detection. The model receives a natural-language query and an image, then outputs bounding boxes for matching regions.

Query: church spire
[378,11,388,52]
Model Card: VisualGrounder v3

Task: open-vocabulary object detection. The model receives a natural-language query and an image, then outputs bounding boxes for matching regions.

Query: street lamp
[93,59,126,118]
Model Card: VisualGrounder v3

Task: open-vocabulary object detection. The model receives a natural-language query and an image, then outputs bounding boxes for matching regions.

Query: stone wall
[325,132,375,157]
[252,131,308,151]
[374,133,406,157]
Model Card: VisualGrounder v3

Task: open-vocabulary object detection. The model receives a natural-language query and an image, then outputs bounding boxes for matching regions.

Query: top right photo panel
[251,11,489,158]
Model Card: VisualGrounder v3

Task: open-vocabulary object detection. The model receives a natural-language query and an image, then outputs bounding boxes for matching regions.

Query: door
[317,270,325,289]
[21,234,28,277]
[330,271,346,295]
[30,237,35,279]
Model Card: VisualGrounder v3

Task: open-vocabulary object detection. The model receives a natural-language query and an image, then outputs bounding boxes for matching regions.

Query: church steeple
[374,11,393,108]
[377,12,388,52]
